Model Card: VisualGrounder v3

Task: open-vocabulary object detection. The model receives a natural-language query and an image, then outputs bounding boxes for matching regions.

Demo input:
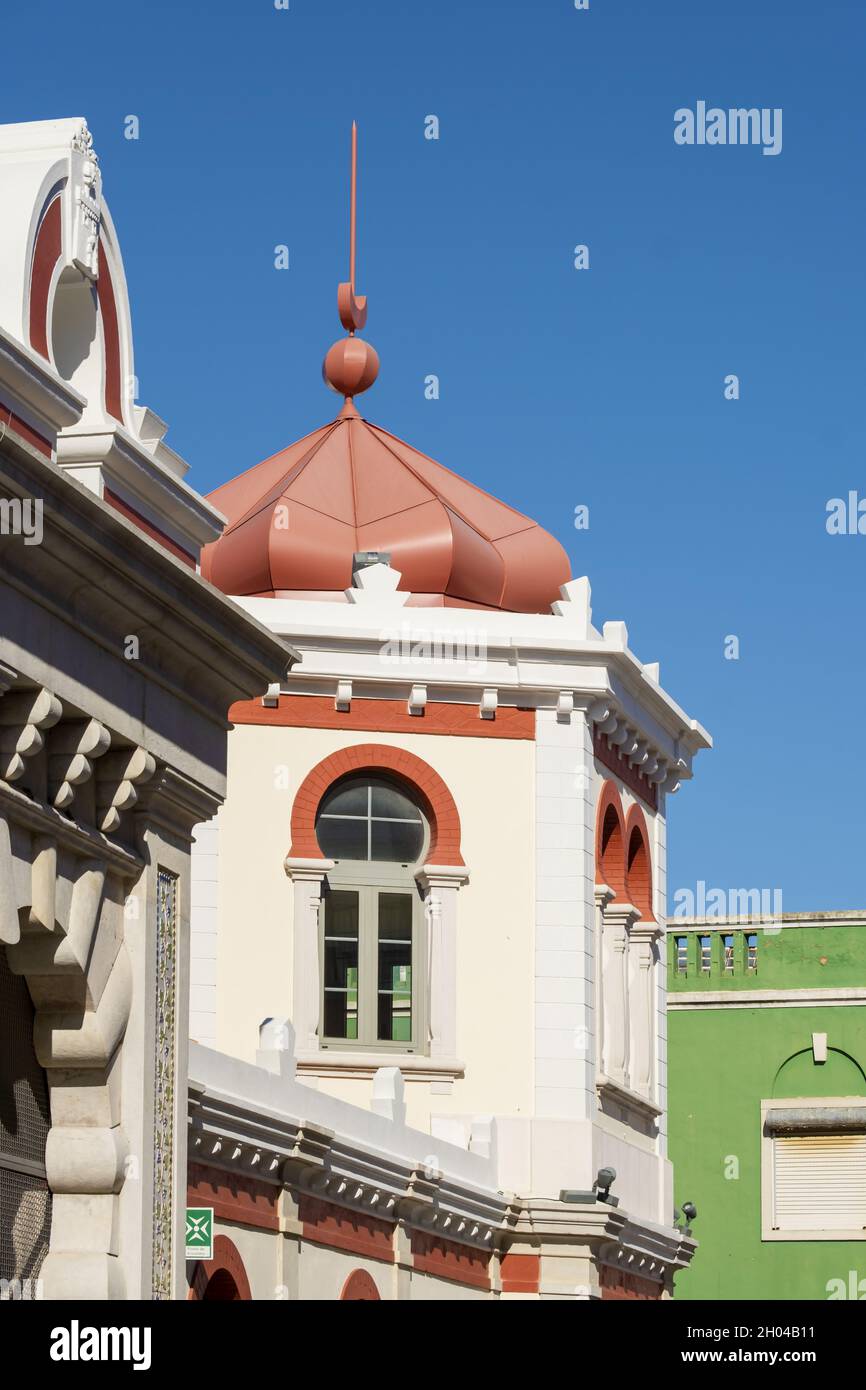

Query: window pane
[325,938,359,987]
[324,974,358,1039]
[378,892,413,941]
[371,818,424,863]
[370,781,422,821]
[378,893,413,1042]
[316,816,368,860]
[324,890,359,938]
[323,892,359,1039]
[319,779,369,817]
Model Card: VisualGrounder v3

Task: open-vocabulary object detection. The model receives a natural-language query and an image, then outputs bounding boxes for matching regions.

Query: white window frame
[761,1097,866,1242]
[319,863,427,1054]
[284,762,469,1080]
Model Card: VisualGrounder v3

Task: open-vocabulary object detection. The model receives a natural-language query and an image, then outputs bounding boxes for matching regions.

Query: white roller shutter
[772,1133,866,1232]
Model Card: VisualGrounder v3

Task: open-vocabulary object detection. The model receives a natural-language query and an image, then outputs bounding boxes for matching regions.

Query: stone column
[414,865,468,1061]
[628,923,661,1099]
[284,858,335,1055]
[593,884,614,1073]
[600,902,640,1088]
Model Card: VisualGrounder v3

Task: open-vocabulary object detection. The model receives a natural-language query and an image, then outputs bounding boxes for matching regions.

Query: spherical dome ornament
[323,335,380,398]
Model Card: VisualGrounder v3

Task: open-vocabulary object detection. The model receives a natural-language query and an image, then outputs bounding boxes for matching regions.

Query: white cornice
[56,423,225,548]
[665,914,866,931]
[188,1043,509,1247]
[234,590,711,782]
[0,325,84,435]
[669,987,866,1010]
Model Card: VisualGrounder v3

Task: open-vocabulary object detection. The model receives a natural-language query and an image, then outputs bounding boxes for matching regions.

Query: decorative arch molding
[289,743,464,867]
[1,118,224,566]
[595,780,626,897]
[29,210,127,427]
[624,803,654,923]
[28,194,62,358]
[772,1047,866,1100]
[187,1235,253,1301]
[340,1269,381,1301]
[5,122,133,431]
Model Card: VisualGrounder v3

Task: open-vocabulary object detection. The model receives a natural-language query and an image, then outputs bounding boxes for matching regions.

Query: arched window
[316,776,426,864]
[315,775,427,1052]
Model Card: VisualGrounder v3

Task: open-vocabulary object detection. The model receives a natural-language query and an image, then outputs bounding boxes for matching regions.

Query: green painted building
[666,914,866,1300]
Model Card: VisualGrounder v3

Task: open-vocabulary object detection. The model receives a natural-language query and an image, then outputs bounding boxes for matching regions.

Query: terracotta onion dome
[201,404,570,612]
[201,125,571,612]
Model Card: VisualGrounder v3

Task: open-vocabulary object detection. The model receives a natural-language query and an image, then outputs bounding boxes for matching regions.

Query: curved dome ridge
[201,412,571,612]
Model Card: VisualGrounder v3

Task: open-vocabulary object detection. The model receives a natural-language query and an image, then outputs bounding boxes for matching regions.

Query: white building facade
[186,231,711,1297]
[0,114,709,1302]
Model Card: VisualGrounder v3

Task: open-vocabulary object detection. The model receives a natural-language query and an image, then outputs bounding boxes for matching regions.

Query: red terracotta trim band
[29,196,61,359]
[188,1164,279,1232]
[299,1194,395,1264]
[593,726,658,812]
[0,400,52,459]
[96,240,124,424]
[230,694,535,741]
[104,487,196,567]
[410,1231,491,1291]
[499,1251,540,1294]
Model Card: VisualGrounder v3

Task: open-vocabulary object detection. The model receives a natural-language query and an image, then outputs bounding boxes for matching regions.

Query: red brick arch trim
[340,1269,382,1300]
[595,780,626,896]
[625,803,654,922]
[289,744,464,867]
[29,195,62,359]
[28,210,125,425]
[186,1235,253,1301]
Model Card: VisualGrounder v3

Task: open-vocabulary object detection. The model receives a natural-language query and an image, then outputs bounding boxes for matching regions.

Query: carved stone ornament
[68,122,102,281]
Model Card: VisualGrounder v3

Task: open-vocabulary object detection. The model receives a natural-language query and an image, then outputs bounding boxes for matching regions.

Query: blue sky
[5,1,865,910]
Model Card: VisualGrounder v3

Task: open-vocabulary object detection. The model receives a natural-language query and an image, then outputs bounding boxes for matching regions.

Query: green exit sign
[185,1207,214,1261]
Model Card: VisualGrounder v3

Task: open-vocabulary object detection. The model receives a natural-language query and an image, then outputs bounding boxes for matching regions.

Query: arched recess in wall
[289,743,464,867]
[28,193,129,426]
[340,1269,381,1300]
[624,804,654,921]
[772,1047,866,1100]
[595,781,626,897]
[186,1235,253,1301]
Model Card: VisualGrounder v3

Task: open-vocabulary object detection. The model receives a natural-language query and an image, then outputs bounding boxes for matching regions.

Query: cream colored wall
[296,1243,394,1301]
[214,723,536,1132]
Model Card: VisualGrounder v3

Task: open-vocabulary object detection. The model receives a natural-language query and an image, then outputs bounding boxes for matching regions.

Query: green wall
[667,923,866,1301]
[668,925,866,993]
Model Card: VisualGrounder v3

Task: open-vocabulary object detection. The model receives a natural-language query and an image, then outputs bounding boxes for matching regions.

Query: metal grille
[0,950,51,1284]
[0,1167,50,1285]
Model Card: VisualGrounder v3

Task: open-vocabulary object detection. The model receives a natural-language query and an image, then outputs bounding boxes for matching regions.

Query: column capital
[630,920,663,946]
[603,901,642,931]
[284,856,335,881]
[594,882,616,911]
[414,864,470,891]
